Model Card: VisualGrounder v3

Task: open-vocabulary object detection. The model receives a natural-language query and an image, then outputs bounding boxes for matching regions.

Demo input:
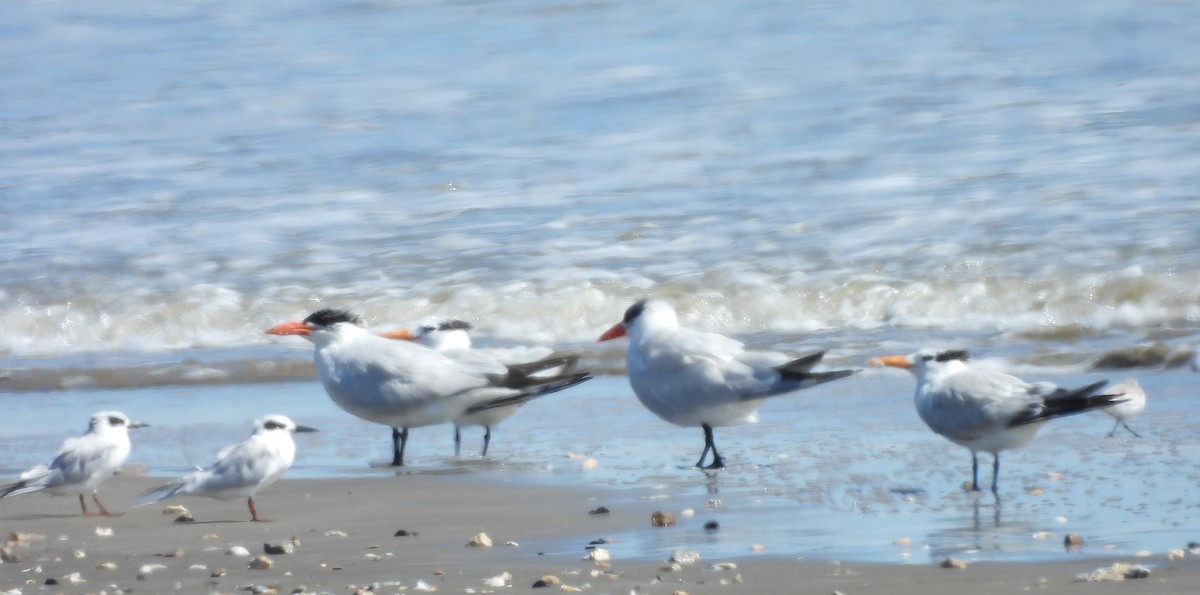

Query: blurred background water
[3,0,1200,564]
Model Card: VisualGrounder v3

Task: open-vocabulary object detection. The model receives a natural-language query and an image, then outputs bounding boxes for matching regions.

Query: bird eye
[108,416,125,425]
[264,421,285,430]
[421,326,436,334]
[920,354,934,362]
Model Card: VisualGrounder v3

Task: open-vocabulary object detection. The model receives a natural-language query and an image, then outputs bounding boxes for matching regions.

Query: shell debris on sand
[248,555,274,570]
[940,557,970,569]
[1064,533,1084,551]
[583,547,610,562]
[1076,562,1151,581]
[467,532,493,547]
[531,575,561,588]
[651,511,675,527]
[481,571,511,587]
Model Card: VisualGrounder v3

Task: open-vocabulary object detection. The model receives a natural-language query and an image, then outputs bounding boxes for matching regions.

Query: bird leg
[454,425,462,457]
[990,455,1001,497]
[1107,419,1121,438]
[695,424,726,470]
[970,452,981,491]
[78,494,90,516]
[92,493,121,517]
[481,426,492,457]
[1122,422,1141,438]
[248,497,266,522]
[391,427,409,467]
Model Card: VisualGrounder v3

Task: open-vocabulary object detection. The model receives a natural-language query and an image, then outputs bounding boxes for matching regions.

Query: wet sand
[2,474,1198,594]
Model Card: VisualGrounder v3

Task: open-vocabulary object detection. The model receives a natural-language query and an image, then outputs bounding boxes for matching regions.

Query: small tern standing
[598,298,857,469]
[1102,378,1146,438]
[267,308,591,466]
[0,411,147,517]
[137,414,316,522]
[868,348,1123,495]
[381,318,581,457]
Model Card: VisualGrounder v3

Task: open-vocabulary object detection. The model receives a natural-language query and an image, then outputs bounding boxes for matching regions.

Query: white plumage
[267,309,591,466]
[1102,378,1146,437]
[599,298,857,469]
[0,411,146,516]
[869,348,1124,495]
[138,414,316,521]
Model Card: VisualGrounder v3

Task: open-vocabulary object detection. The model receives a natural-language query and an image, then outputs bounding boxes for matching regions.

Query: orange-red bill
[866,355,911,369]
[265,321,310,336]
[377,328,417,341]
[597,322,626,342]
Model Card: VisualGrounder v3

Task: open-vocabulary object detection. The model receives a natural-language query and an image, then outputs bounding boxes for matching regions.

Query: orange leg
[93,493,122,517]
[78,494,91,517]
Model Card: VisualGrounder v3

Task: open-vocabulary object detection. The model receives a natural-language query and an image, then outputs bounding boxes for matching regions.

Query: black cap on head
[304,308,363,327]
[623,298,648,326]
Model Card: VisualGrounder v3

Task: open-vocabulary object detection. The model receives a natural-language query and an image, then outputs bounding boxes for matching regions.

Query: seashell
[96,562,118,571]
[587,506,610,515]
[157,549,185,558]
[659,562,682,573]
[1168,549,1185,560]
[188,564,207,571]
[248,555,274,570]
[703,521,719,531]
[264,542,294,555]
[481,571,511,587]
[210,568,226,578]
[467,532,492,547]
[583,548,610,562]
[138,563,168,580]
[226,546,251,557]
[64,572,85,584]
[1064,533,1084,550]
[162,505,190,516]
[94,527,114,537]
[940,558,969,569]
[72,549,86,559]
[709,562,738,571]
[1031,531,1053,540]
[413,579,437,592]
[532,575,562,588]
[670,549,701,566]
[394,529,419,537]
[174,514,195,523]
[364,553,381,561]
[324,530,348,537]
[651,511,675,527]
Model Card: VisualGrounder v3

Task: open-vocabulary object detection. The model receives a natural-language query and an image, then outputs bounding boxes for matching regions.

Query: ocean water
[3,0,1200,563]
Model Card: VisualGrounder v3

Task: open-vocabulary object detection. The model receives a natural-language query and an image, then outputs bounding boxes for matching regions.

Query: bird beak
[866,355,911,369]
[597,322,626,342]
[265,321,310,336]
[128,421,149,429]
[293,425,319,433]
[377,328,417,341]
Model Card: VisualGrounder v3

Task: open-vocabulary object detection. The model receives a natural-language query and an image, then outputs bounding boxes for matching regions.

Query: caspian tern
[137,414,316,522]
[868,349,1123,495]
[267,308,592,466]
[380,319,581,457]
[598,298,858,469]
[1102,378,1145,438]
[0,411,147,517]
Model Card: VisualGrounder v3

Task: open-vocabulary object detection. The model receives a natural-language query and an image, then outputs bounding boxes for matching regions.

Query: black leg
[1107,419,1120,438]
[697,424,725,470]
[391,427,409,467]
[1122,422,1141,438]
[481,426,492,457]
[990,454,1000,496]
[454,425,462,457]
[970,452,980,491]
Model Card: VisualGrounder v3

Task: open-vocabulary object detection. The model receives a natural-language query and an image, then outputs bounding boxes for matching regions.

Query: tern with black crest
[868,349,1124,495]
[381,318,580,457]
[598,298,857,469]
[267,308,591,466]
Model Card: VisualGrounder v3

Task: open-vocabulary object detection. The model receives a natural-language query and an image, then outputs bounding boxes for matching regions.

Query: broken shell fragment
[651,511,675,527]
[531,575,561,588]
[1064,533,1084,551]
[940,557,969,569]
[467,532,493,547]
[248,555,274,570]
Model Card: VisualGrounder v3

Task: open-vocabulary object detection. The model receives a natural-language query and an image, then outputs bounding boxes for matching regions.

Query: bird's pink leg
[248,497,266,522]
[93,493,122,517]
[78,494,91,517]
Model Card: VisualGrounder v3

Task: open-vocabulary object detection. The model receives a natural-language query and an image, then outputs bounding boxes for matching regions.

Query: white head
[413,319,473,351]
[254,414,319,436]
[597,297,679,342]
[87,411,147,434]
[868,348,971,380]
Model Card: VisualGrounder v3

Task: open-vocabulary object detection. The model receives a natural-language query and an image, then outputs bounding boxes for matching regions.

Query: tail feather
[1010,380,1119,427]
[134,480,188,507]
[465,372,592,414]
[762,352,858,398]
[493,353,585,389]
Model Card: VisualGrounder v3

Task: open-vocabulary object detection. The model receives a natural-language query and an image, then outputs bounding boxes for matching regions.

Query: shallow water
[1,372,1193,564]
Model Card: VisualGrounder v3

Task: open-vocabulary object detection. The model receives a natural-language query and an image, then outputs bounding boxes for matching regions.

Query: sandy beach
[1,473,1197,595]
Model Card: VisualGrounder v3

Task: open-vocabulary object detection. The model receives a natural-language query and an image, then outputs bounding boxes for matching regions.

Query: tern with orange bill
[267,308,591,466]
[868,348,1124,495]
[598,298,857,469]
